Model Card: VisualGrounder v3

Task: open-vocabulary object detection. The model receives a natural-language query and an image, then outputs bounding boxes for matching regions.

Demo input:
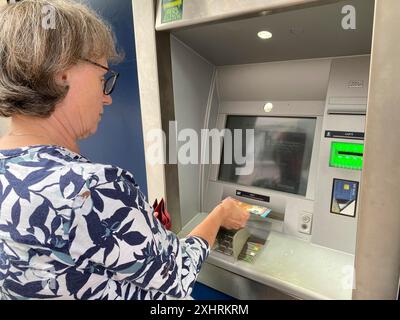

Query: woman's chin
[81,127,98,139]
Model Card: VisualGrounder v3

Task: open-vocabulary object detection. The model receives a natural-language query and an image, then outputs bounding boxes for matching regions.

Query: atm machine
[206,55,369,298]
[133,0,400,299]
[177,54,370,299]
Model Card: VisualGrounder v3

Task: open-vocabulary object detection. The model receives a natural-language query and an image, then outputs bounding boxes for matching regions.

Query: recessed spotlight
[264,102,274,113]
[257,31,272,40]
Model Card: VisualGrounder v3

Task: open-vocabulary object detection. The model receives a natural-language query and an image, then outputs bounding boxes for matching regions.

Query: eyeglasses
[82,58,119,95]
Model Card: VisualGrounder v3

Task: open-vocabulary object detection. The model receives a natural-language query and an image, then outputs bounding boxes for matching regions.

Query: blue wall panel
[191,282,236,300]
[79,0,148,197]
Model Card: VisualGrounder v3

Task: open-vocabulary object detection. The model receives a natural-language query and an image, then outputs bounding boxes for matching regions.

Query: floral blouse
[0,145,209,300]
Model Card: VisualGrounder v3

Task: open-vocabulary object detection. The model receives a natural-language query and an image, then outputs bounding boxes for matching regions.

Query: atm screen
[218,116,317,196]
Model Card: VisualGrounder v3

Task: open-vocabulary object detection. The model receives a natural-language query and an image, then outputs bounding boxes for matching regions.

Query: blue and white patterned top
[0,145,209,300]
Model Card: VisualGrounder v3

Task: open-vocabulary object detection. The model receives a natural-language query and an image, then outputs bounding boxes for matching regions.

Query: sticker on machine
[161,0,184,23]
[330,178,359,217]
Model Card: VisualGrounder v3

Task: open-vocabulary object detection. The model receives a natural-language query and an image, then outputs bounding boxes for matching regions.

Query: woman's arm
[68,168,249,299]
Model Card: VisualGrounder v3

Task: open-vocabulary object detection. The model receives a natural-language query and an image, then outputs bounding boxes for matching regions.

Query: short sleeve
[68,166,210,298]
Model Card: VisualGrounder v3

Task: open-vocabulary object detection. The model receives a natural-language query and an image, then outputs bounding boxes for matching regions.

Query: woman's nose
[103,94,113,106]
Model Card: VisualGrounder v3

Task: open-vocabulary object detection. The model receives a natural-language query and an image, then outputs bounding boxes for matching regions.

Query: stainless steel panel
[197,262,297,300]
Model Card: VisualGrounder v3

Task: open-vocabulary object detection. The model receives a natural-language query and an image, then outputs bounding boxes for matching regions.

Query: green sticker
[329,142,364,170]
[162,0,184,23]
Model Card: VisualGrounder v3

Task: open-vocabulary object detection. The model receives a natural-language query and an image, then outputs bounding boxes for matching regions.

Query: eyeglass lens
[104,75,117,95]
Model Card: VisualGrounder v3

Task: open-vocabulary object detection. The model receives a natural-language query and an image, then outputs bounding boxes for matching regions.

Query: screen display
[218,116,317,196]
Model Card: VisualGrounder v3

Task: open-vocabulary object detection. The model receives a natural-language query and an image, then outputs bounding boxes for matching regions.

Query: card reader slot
[337,151,363,157]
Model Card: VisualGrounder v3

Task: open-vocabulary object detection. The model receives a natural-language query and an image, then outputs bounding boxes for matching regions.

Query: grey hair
[0,0,122,118]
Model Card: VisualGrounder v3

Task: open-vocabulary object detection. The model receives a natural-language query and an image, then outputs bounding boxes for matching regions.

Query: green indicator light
[330,142,364,170]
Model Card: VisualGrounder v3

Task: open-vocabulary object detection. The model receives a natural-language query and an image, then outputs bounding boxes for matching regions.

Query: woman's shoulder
[43,145,137,185]
[0,144,138,193]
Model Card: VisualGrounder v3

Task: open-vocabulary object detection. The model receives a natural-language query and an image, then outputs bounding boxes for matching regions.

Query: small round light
[257,31,272,40]
[260,10,272,16]
[264,102,274,113]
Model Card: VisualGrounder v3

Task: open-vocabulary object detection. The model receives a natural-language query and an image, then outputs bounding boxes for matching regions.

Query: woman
[0,0,249,300]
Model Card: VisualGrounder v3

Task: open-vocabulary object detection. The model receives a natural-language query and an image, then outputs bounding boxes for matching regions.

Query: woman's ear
[55,71,69,87]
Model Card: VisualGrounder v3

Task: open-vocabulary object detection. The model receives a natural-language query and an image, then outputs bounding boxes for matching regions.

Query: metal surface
[156,0,324,31]
[170,0,374,65]
[132,0,167,203]
[353,0,400,300]
[197,262,297,300]
[311,56,370,254]
[156,31,183,232]
[180,213,354,300]
[170,36,216,226]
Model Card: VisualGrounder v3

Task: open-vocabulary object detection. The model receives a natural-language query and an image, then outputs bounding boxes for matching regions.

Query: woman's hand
[217,197,250,230]
[188,197,250,247]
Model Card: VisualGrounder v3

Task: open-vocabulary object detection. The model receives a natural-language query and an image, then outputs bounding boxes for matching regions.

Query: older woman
[0,0,249,300]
